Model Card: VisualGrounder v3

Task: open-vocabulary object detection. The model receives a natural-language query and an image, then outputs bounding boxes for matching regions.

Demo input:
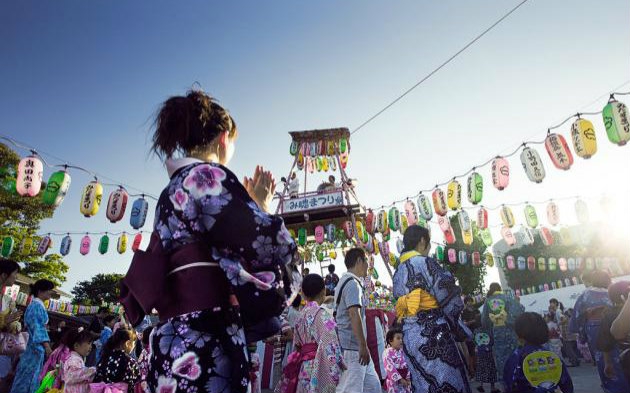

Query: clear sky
[1,0,629,294]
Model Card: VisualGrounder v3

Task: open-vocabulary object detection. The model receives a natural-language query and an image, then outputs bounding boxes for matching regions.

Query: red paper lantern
[545,133,574,170]
[477,207,488,229]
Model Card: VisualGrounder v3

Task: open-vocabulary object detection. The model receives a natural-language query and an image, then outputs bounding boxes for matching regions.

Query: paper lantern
[315,157,323,172]
[80,181,103,217]
[568,258,576,271]
[325,224,336,243]
[551,282,557,290]
[572,276,579,286]
[575,257,584,270]
[546,202,560,226]
[60,235,72,256]
[396,238,404,254]
[518,227,535,246]
[571,118,597,159]
[20,237,33,254]
[365,234,374,252]
[538,257,546,271]
[37,236,52,255]
[16,155,44,197]
[443,226,456,245]
[500,206,516,228]
[376,209,388,233]
[314,226,325,244]
[297,152,304,170]
[404,200,419,226]
[388,253,398,268]
[289,141,299,156]
[458,211,473,245]
[339,138,348,154]
[117,233,128,254]
[559,257,568,271]
[432,188,448,216]
[545,133,574,170]
[507,255,515,270]
[501,226,516,246]
[297,228,307,246]
[547,257,557,271]
[447,180,461,210]
[307,157,315,173]
[1,237,14,258]
[329,157,337,171]
[520,147,546,183]
[602,98,630,146]
[491,157,510,191]
[472,251,481,266]
[564,278,571,287]
[448,249,457,264]
[343,221,354,240]
[388,207,401,231]
[106,188,129,223]
[515,289,521,297]
[321,157,329,172]
[357,222,368,243]
[417,194,433,221]
[380,241,390,262]
[486,253,494,267]
[517,256,526,270]
[438,215,451,232]
[480,228,493,247]
[329,250,337,259]
[130,198,149,229]
[326,141,334,156]
[574,200,589,224]
[477,207,488,229]
[496,256,505,269]
[309,142,317,157]
[467,172,483,205]
[41,170,71,207]
[539,227,554,246]
[366,210,376,234]
[339,152,349,169]
[543,283,550,291]
[79,235,91,255]
[527,256,536,271]
[400,214,409,234]
[99,235,110,255]
[436,246,444,261]
[458,251,468,265]
[524,205,538,228]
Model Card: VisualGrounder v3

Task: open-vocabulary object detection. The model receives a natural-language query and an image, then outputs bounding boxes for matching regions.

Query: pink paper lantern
[80,235,91,255]
[539,227,554,246]
[472,251,481,266]
[507,255,516,270]
[491,157,510,191]
[501,226,516,246]
[16,155,44,197]
[314,226,325,244]
[546,202,560,226]
[448,248,457,264]
[404,200,419,226]
[477,207,488,229]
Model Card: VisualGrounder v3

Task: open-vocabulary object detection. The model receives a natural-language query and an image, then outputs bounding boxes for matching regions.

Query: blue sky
[1,0,629,293]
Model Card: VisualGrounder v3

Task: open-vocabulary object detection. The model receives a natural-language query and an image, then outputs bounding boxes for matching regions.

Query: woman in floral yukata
[145,89,296,393]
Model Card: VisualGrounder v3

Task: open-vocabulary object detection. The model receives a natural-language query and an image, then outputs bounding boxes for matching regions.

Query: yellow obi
[396,251,438,319]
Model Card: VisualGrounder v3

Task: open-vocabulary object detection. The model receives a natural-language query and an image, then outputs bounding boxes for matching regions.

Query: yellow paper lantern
[117,233,128,254]
[447,180,461,210]
[570,118,597,159]
[500,205,515,228]
[80,181,103,217]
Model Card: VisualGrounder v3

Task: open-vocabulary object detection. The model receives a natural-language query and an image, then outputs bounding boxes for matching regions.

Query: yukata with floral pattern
[62,351,96,393]
[382,347,411,393]
[95,349,140,389]
[277,302,344,393]
[149,159,296,393]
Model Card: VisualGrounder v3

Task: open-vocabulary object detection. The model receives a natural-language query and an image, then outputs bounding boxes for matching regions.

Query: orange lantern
[432,188,447,216]
[491,157,510,191]
[545,133,574,170]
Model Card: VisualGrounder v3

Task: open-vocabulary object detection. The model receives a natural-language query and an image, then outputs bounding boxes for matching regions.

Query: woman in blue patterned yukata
[393,225,471,393]
[10,279,55,393]
[121,89,296,393]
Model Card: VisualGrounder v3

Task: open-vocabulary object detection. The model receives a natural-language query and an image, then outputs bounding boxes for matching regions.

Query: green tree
[71,273,124,305]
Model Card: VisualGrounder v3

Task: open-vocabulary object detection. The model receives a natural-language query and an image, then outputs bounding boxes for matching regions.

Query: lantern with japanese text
[417,193,433,221]
[329,157,337,171]
[527,256,536,271]
[376,209,388,233]
[372,239,380,256]
[447,180,461,211]
[517,256,526,270]
[16,155,44,197]
[289,141,299,156]
[80,181,103,217]
[436,246,444,261]
[486,253,495,267]
[477,207,488,229]
[130,198,149,229]
[491,157,510,190]
[458,251,468,265]
[458,211,473,245]
[41,170,71,207]
[99,235,109,255]
[571,118,597,159]
[559,257,568,271]
[432,188,448,216]
[396,239,404,254]
[443,226,456,244]
[1,237,14,258]
[343,221,354,240]
[524,205,538,228]
[539,227,554,246]
[467,172,483,205]
[297,228,307,246]
[404,200,419,226]
[321,157,329,172]
[472,251,481,266]
[366,210,376,234]
[80,235,91,255]
[545,133,574,170]
[568,258,576,271]
[297,152,304,170]
[501,226,516,246]
[380,241,390,262]
[106,188,129,223]
[602,98,630,146]
[538,257,546,271]
[20,237,32,254]
[388,207,401,231]
[448,249,457,264]
[496,256,505,269]
[575,200,589,224]
[388,253,398,268]
[480,228,493,247]
[37,236,52,255]
[518,226,535,246]
[314,226,325,244]
[548,257,557,271]
[117,233,128,254]
[438,215,451,233]
[520,147,546,183]
[507,255,515,270]
[546,201,560,226]
[60,235,72,256]
[316,157,323,172]
[325,224,336,243]
[500,205,516,228]
[358,222,368,243]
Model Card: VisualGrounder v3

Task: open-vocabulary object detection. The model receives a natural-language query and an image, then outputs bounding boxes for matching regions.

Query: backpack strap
[334,276,361,318]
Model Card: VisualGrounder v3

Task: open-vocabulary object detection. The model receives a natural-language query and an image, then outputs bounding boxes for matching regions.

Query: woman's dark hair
[102,329,134,359]
[291,294,302,309]
[302,274,325,299]
[386,327,403,345]
[152,90,237,159]
[103,315,117,325]
[0,258,20,276]
[402,225,431,253]
[590,270,612,289]
[515,312,549,346]
[328,264,336,273]
[487,282,502,297]
[64,328,97,350]
[344,248,366,269]
[29,279,55,297]
[141,327,153,348]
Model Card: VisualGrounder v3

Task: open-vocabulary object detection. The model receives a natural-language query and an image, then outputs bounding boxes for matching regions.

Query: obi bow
[89,382,128,393]
[281,343,318,393]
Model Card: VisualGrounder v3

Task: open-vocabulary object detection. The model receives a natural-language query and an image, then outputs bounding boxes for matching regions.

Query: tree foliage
[71,273,124,305]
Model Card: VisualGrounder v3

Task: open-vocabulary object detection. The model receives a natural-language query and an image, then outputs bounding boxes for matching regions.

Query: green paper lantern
[524,205,538,228]
[98,235,110,255]
[538,257,546,271]
[339,138,348,153]
[298,228,307,246]
[1,236,14,257]
[602,98,630,146]
[480,228,493,247]
[41,170,71,207]
[548,257,558,271]
[467,172,483,205]
[436,245,444,261]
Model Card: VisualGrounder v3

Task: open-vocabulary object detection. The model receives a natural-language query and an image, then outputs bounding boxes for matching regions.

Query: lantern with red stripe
[491,157,510,191]
[16,155,44,197]
[500,205,516,228]
[501,226,516,246]
[539,227,554,246]
[132,233,143,252]
[472,251,481,266]
[447,180,461,211]
[404,200,419,226]
[314,226,325,244]
[432,188,447,216]
[343,221,354,240]
[545,133,574,170]
[547,201,560,226]
[106,187,129,223]
[571,118,597,159]
[520,146,546,183]
[417,193,433,221]
[366,210,376,234]
[477,207,488,229]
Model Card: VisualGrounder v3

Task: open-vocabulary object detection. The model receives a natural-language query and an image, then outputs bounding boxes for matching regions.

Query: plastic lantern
[496,256,505,269]
[80,181,103,217]
[80,235,91,255]
[538,257,546,271]
[480,228,493,247]
[377,209,388,233]
[436,245,444,261]
[314,226,325,244]
[329,157,337,171]
[448,248,457,264]
[447,180,461,211]
[458,211,473,245]
[472,251,481,266]
[443,226,456,245]
[321,157,329,172]
[517,256,526,270]
[289,141,299,156]
[41,170,71,207]
[343,221,354,240]
[106,188,129,223]
[60,235,72,256]
[520,147,546,183]
[130,198,149,229]
[458,251,468,265]
[297,228,307,246]
[1,237,14,258]
[539,227,554,246]
[117,233,128,254]
[325,224,336,243]
[315,157,323,172]
[501,226,516,246]
[575,200,589,224]
[339,138,348,154]
[388,253,398,268]
[491,157,510,191]
[527,256,536,271]
[388,207,401,231]
[366,210,376,234]
[602,98,630,146]
[400,214,409,234]
[396,238,404,254]
[559,257,568,271]
[571,118,597,159]
[545,133,574,170]
[357,221,368,243]
[432,188,448,216]
[568,258,576,271]
[477,207,488,229]
[500,205,515,228]
[37,236,52,255]
[507,255,516,270]
[329,250,337,259]
[467,172,483,205]
[20,237,33,254]
[16,155,44,197]
[404,200,419,226]
[98,235,110,255]
[486,253,494,267]
[546,201,560,226]
[417,194,433,221]
[548,257,557,271]
[524,205,539,228]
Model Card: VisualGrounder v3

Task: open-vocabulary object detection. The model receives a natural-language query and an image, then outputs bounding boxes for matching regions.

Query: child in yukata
[382,328,411,393]
[62,328,97,393]
[474,327,499,393]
